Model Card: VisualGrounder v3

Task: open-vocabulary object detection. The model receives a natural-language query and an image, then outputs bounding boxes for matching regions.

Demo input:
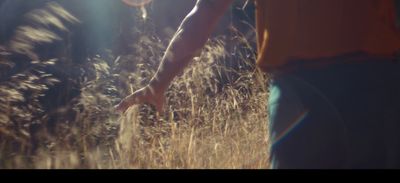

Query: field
[0,1,270,169]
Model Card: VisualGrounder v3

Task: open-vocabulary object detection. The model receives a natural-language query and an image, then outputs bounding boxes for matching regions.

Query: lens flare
[122,0,152,7]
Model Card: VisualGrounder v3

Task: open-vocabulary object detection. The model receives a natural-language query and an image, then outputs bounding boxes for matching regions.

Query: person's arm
[116,0,234,113]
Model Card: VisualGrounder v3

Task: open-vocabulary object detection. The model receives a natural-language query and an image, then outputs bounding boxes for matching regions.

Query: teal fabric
[268,53,400,169]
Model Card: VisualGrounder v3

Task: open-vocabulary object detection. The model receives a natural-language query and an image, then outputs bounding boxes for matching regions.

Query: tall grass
[0,1,270,169]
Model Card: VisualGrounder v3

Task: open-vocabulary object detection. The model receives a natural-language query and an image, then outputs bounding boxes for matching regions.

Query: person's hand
[115,85,165,114]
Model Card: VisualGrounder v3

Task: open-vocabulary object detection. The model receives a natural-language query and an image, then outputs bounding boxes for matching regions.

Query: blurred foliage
[0,1,268,169]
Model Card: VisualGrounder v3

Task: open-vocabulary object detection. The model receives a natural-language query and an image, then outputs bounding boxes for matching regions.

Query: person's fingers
[114,94,136,113]
[114,100,129,113]
[154,98,165,115]
[115,98,163,114]
[115,86,165,114]
[114,104,123,113]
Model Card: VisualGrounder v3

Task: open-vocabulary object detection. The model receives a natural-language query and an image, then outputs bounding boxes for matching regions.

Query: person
[116,0,400,169]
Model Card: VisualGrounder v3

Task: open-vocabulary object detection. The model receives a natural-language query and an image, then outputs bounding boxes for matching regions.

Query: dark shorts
[268,53,400,169]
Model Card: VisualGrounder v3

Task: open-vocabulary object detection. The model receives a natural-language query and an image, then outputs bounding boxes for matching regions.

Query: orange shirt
[255,0,400,72]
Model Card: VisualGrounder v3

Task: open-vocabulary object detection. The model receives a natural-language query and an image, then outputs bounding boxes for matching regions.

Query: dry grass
[0,2,270,169]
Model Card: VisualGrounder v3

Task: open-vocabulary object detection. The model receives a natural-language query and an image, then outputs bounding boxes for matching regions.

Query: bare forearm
[148,0,233,92]
[116,0,234,113]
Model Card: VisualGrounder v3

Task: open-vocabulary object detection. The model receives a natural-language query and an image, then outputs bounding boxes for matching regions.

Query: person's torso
[255,0,400,72]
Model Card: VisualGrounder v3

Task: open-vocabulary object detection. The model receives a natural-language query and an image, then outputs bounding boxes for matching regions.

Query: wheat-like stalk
[0,1,270,169]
